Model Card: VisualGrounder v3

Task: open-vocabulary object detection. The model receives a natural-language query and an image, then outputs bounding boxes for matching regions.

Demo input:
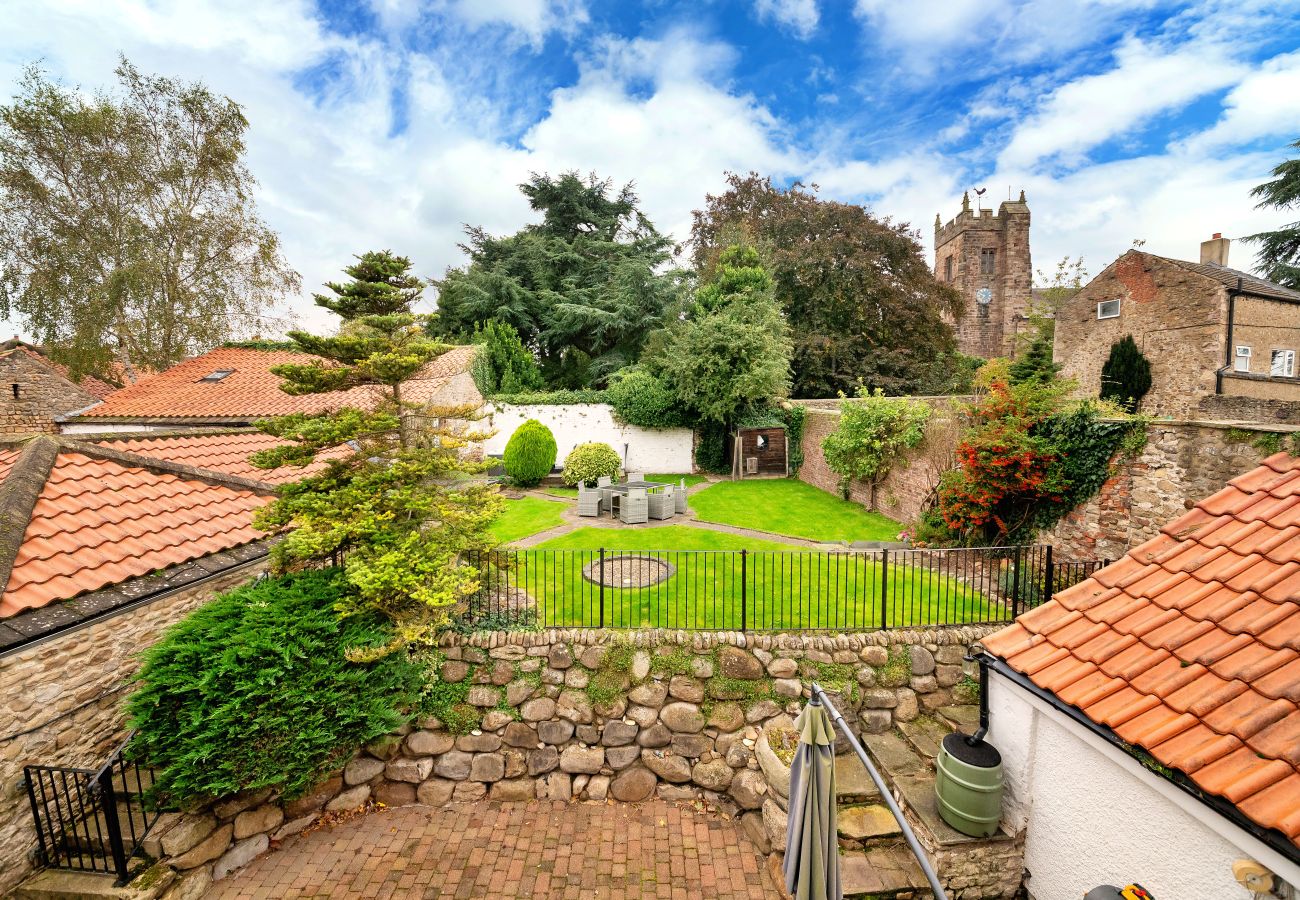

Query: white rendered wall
[481,404,693,473]
[986,678,1300,900]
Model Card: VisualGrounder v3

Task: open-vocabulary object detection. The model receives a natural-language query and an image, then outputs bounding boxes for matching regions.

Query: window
[10,383,18,400]
[1271,350,1295,378]
[199,369,234,382]
[1234,346,1251,373]
[1097,299,1121,319]
[979,248,996,275]
[944,256,953,282]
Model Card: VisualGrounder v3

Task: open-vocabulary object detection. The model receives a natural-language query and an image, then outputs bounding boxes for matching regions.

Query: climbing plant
[821,390,931,497]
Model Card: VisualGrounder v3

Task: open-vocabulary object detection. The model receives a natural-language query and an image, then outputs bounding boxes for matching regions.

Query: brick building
[0,339,116,436]
[1053,235,1300,420]
[933,191,1033,358]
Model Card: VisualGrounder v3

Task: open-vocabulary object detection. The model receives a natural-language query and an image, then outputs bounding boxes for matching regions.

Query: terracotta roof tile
[0,446,271,618]
[75,344,476,420]
[90,431,349,485]
[984,454,1300,846]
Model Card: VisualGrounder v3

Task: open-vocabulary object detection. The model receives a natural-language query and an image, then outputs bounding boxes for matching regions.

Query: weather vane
[973,187,987,211]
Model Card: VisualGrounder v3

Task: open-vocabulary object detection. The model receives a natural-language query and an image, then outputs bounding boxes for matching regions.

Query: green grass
[489,497,566,544]
[486,524,994,630]
[542,473,707,500]
[690,478,900,543]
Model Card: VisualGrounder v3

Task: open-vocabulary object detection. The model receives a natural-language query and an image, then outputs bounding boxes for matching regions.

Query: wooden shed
[729,425,788,478]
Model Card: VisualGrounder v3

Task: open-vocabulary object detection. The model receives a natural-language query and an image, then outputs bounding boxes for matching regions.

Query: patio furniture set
[577,474,689,524]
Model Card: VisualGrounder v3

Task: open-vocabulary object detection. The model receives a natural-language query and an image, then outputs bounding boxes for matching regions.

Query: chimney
[1200,232,1230,266]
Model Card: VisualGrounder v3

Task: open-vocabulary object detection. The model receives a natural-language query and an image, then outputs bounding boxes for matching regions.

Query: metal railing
[810,683,948,900]
[24,737,162,884]
[465,544,1105,631]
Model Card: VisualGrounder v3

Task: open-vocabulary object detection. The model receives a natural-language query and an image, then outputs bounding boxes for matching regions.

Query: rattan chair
[597,476,613,513]
[647,485,675,520]
[675,478,688,514]
[626,472,645,483]
[577,483,601,517]
[617,488,648,524]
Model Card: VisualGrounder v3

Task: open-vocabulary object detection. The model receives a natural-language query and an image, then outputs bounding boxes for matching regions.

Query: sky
[1,0,1299,336]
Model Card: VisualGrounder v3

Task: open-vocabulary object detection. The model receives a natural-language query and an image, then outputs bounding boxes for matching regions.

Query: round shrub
[608,368,684,429]
[126,569,419,807]
[561,441,622,486]
[503,419,557,486]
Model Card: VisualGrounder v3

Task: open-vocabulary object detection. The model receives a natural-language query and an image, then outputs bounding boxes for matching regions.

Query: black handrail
[809,683,949,900]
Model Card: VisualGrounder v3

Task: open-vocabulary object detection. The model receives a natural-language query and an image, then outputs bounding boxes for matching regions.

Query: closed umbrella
[783,697,842,900]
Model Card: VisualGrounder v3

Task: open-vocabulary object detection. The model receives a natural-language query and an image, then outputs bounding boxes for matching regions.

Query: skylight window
[199,369,234,382]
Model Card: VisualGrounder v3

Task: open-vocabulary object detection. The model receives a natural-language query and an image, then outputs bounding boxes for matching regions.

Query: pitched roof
[983,452,1300,849]
[1151,255,1300,303]
[0,435,272,619]
[73,344,478,421]
[90,430,350,485]
[0,339,118,399]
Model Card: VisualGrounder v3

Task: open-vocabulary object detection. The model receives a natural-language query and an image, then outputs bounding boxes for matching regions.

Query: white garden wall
[481,403,693,473]
[986,678,1300,900]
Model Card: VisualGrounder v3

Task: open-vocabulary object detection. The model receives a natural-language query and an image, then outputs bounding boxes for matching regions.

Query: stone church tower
[934,191,1033,358]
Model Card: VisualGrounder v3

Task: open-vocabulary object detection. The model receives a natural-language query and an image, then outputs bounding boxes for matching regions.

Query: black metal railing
[24,738,161,884]
[465,544,1109,631]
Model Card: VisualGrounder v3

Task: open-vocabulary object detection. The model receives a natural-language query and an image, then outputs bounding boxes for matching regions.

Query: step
[897,717,953,762]
[861,732,927,781]
[934,705,980,734]
[836,753,882,803]
[841,846,930,898]
[12,862,174,900]
[893,773,1012,848]
[838,804,902,844]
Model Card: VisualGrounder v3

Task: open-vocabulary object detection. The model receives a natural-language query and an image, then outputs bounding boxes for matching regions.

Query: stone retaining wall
[143,627,1011,899]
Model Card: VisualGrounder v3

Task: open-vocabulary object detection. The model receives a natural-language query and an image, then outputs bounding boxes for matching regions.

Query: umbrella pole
[809,683,950,900]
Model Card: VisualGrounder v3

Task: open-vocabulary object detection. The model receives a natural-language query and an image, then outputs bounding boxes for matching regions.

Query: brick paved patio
[208,799,782,899]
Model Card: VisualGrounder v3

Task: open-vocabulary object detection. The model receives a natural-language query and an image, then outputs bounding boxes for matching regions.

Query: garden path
[208,799,780,899]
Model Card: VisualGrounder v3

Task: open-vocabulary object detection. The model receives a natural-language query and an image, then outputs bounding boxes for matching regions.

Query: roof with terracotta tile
[72,344,478,421]
[0,435,273,619]
[0,339,118,399]
[984,451,1300,850]
[91,430,350,485]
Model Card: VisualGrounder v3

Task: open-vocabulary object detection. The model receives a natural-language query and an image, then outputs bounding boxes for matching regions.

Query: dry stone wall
[144,626,1003,897]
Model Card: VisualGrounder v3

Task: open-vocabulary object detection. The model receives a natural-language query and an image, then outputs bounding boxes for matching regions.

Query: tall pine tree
[1245,138,1300,290]
[252,251,501,659]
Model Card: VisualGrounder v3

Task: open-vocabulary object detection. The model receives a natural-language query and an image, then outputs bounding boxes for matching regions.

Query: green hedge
[490,389,609,405]
[126,570,419,807]
[503,419,558,486]
[607,369,686,429]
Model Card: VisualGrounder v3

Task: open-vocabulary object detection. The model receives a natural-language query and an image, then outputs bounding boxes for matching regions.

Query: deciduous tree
[0,59,298,383]
[690,173,962,398]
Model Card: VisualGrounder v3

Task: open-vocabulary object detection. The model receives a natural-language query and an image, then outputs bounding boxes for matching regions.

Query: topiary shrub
[561,441,621,486]
[126,569,419,807]
[1100,335,1152,411]
[503,419,557,486]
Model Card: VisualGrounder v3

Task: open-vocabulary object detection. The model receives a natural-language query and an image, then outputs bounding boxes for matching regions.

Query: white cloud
[998,37,1244,169]
[445,0,589,46]
[754,0,820,40]
[1182,50,1300,152]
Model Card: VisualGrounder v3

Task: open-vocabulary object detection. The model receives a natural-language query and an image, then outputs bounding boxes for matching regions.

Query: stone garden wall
[144,626,1007,899]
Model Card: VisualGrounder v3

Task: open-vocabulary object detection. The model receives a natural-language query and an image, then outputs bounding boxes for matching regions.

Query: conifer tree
[1245,138,1300,290]
[1008,331,1061,384]
[1099,335,1152,411]
[251,251,501,659]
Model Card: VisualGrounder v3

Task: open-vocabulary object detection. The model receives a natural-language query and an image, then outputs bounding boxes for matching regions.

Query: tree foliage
[252,251,500,658]
[470,319,543,396]
[1008,332,1061,384]
[690,173,962,398]
[822,390,932,495]
[503,419,557,486]
[433,172,684,387]
[561,441,622,486]
[0,59,298,383]
[1099,335,1152,411]
[647,244,791,425]
[1244,138,1300,290]
[127,569,419,807]
[607,367,686,429]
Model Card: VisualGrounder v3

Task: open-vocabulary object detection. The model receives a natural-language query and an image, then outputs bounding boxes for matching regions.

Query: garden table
[602,480,673,517]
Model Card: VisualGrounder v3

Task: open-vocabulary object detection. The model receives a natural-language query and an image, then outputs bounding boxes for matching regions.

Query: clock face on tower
[976,287,992,305]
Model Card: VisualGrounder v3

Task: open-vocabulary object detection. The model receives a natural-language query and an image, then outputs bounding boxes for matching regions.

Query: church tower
[934,191,1032,359]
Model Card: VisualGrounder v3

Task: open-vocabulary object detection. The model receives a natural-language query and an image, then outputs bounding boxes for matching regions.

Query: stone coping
[434,624,1002,651]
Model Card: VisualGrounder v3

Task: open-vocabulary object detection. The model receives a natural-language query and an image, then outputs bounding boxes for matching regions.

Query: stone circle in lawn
[581,555,676,588]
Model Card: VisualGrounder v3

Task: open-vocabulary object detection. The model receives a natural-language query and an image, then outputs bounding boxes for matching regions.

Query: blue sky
[2,0,1299,334]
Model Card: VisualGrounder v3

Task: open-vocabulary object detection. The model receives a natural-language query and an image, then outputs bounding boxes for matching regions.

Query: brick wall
[795,398,967,526]
[0,560,267,894]
[0,351,100,436]
[1043,421,1276,560]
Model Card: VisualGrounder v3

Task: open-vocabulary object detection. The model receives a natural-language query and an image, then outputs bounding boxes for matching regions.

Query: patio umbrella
[783,698,842,900]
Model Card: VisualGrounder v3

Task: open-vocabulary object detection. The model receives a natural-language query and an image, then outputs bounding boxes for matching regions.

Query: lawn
[476,524,996,631]
[489,497,566,544]
[690,478,900,543]
[542,472,707,500]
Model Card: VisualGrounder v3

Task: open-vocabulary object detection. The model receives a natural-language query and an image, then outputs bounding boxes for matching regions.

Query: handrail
[809,682,949,900]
